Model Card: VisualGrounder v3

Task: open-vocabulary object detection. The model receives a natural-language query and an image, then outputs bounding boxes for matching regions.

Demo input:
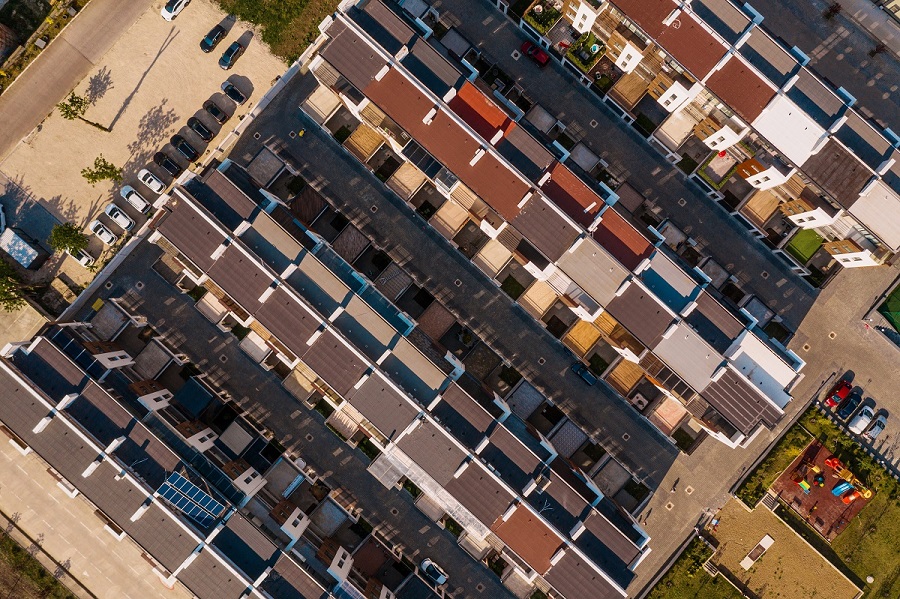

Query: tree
[56,92,89,120]
[81,155,122,186]
[0,261,26,312]
[48,222,89,254]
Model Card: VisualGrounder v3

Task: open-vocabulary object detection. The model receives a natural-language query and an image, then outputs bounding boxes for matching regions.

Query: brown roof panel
[302,330,368,397]
[204,170,259,221]
[157,199,227,271]
[604,281,675,348]
[255,287,321,357]
[432,383,495,449]
[397,420,467,485]
[364,69,530,220]
[609,0,673,37]
[445,461,514,525]
[346,372,418,439]
[657,13,726,78]
[491,507,563,575]
[541,162,605,228]
[448,81,513,141]
[321,19,388,91]
[264,555,328,599]
[801,139,872,208]
[701,366,784,434]
[705,55,776,122]
[592,209,654,271]
[576,510,642,581]
[206,246,275,314]
[511,197,580,262]
[544,551,623,599]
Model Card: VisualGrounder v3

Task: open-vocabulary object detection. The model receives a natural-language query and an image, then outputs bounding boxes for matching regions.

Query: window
[292,519,300,527]
[853,257,863,262]
[624,53,633,62]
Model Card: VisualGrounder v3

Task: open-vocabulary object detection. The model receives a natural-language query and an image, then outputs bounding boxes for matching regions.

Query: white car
[120,185,151,213]
[67,248,95,268]
[138,169,165,194]
[160,0,190,21]
[864,414,887,441]
[420,558,448,586]
[89,220,118,245]
[848,405,875,435]
[104,204,135,231]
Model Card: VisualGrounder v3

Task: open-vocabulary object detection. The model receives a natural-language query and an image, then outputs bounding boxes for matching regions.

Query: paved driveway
[0,0,154,162]
[433,0,817,331]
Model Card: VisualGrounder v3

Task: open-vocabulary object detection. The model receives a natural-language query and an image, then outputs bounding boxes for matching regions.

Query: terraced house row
[299,0,805,450]
[506,0,900,272]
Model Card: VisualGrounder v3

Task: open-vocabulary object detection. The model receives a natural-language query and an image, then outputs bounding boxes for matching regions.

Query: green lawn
[0,534,75,599]
[785,229,824,264]
[646,538,742,599]
[500,275,526,300]
[735,424,812,506]
[877,284,900,332]
[215,0,341,61]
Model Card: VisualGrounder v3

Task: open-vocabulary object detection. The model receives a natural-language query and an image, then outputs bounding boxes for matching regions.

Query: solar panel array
[157,472,226,528]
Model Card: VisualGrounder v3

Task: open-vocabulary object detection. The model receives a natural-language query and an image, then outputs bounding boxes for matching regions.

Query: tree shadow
[85,66,114,105]
[122,100,179,182]
[108,27,179,132]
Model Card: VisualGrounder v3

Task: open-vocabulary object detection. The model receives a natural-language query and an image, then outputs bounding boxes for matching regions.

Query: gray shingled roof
[444,462,514,526]
[177,546,250,599]
[605,281,675,349]
[544,551,623,599]
[322,20,388,91]
[512,198,580,262]
[206,246,275,314]
[346,373,418,439]
[397,420,468,485]
[255,286,321,357]
[302,330,369,396]
[157,198,226,271]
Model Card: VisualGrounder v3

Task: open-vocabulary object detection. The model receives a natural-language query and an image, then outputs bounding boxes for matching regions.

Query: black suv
[172,135,199,162]
[200,25,226,53]
[187,117,213,142]
[204,100,229,124]
[154,152,183,177]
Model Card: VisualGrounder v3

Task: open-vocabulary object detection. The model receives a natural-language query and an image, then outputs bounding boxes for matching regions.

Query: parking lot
[0,0,284,283]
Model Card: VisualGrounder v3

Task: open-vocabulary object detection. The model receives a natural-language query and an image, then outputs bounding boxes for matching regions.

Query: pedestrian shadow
[85,66,114,106]
[107,27,179,132]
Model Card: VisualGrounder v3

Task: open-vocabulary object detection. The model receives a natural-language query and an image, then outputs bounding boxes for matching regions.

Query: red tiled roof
[592,209,654,271]
[448,81,514,142]
[540,162,604,228]
[705,55,777,122]
[491,507,564,575]
[657,13,726,79]
[610,0,677,37]
[365,69,530,220]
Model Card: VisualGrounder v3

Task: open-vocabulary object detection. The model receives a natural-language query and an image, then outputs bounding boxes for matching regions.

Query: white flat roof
[726,331,795,408]
[753,94,828,167]
[849,180,900,251]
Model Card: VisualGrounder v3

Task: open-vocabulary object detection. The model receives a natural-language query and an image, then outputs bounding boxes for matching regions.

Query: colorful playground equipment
[832,481,854,496]
[824,457,873,499]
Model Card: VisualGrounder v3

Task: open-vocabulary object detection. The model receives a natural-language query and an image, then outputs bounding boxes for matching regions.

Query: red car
[824,380,852,408]
[521,41,550,67]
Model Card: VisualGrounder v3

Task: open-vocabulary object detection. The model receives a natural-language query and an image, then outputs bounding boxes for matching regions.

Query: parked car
[187,117,213,142]
[203,100,229,124]
[0,204,6,233]
[67,248,95,268]
[848,405,875,434]
[863,414,887,441]
[89,220,118,245]
[104,204,135,231]
[138,169,166,194]
[571,362,598,386]
[200,24,226,53]
[172,135,200,162]
[824,380,852,408]
[154,152,183,177]
[218,41,245,70]
[836,392,862,421]
[120,185,151,213]
[521,40,550,67]
[420,559,448,586]
[160,0,190,21]
[221,81,247,105]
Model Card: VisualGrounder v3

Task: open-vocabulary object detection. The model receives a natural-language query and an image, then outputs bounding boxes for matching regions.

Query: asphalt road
[746,0,900,128]
[435,0,817,331]
[0,0,154,162]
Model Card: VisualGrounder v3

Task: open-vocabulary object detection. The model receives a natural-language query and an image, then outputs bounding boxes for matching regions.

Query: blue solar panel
[157,472,225,527]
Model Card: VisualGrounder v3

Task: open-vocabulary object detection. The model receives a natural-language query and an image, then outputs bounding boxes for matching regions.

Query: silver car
[120,185,151,213]
[138,169,166,194]
[104,204,134,231]
[848,405,875,435]
[863,414,887,441]
[67,248,95,268]
[89,220,118,245]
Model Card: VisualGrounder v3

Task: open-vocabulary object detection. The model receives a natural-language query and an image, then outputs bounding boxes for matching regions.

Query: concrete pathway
[0,0,154,162]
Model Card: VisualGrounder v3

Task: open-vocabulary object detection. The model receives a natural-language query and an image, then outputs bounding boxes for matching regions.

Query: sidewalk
[842,0,900,57]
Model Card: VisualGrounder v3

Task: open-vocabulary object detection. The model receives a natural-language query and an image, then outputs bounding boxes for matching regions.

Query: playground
[770,440,872,541]
[707,499,861,599]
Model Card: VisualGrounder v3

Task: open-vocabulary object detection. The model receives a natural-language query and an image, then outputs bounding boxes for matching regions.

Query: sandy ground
[0,0,285,284]
[0,303,46,347]
[710,499,860,599]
